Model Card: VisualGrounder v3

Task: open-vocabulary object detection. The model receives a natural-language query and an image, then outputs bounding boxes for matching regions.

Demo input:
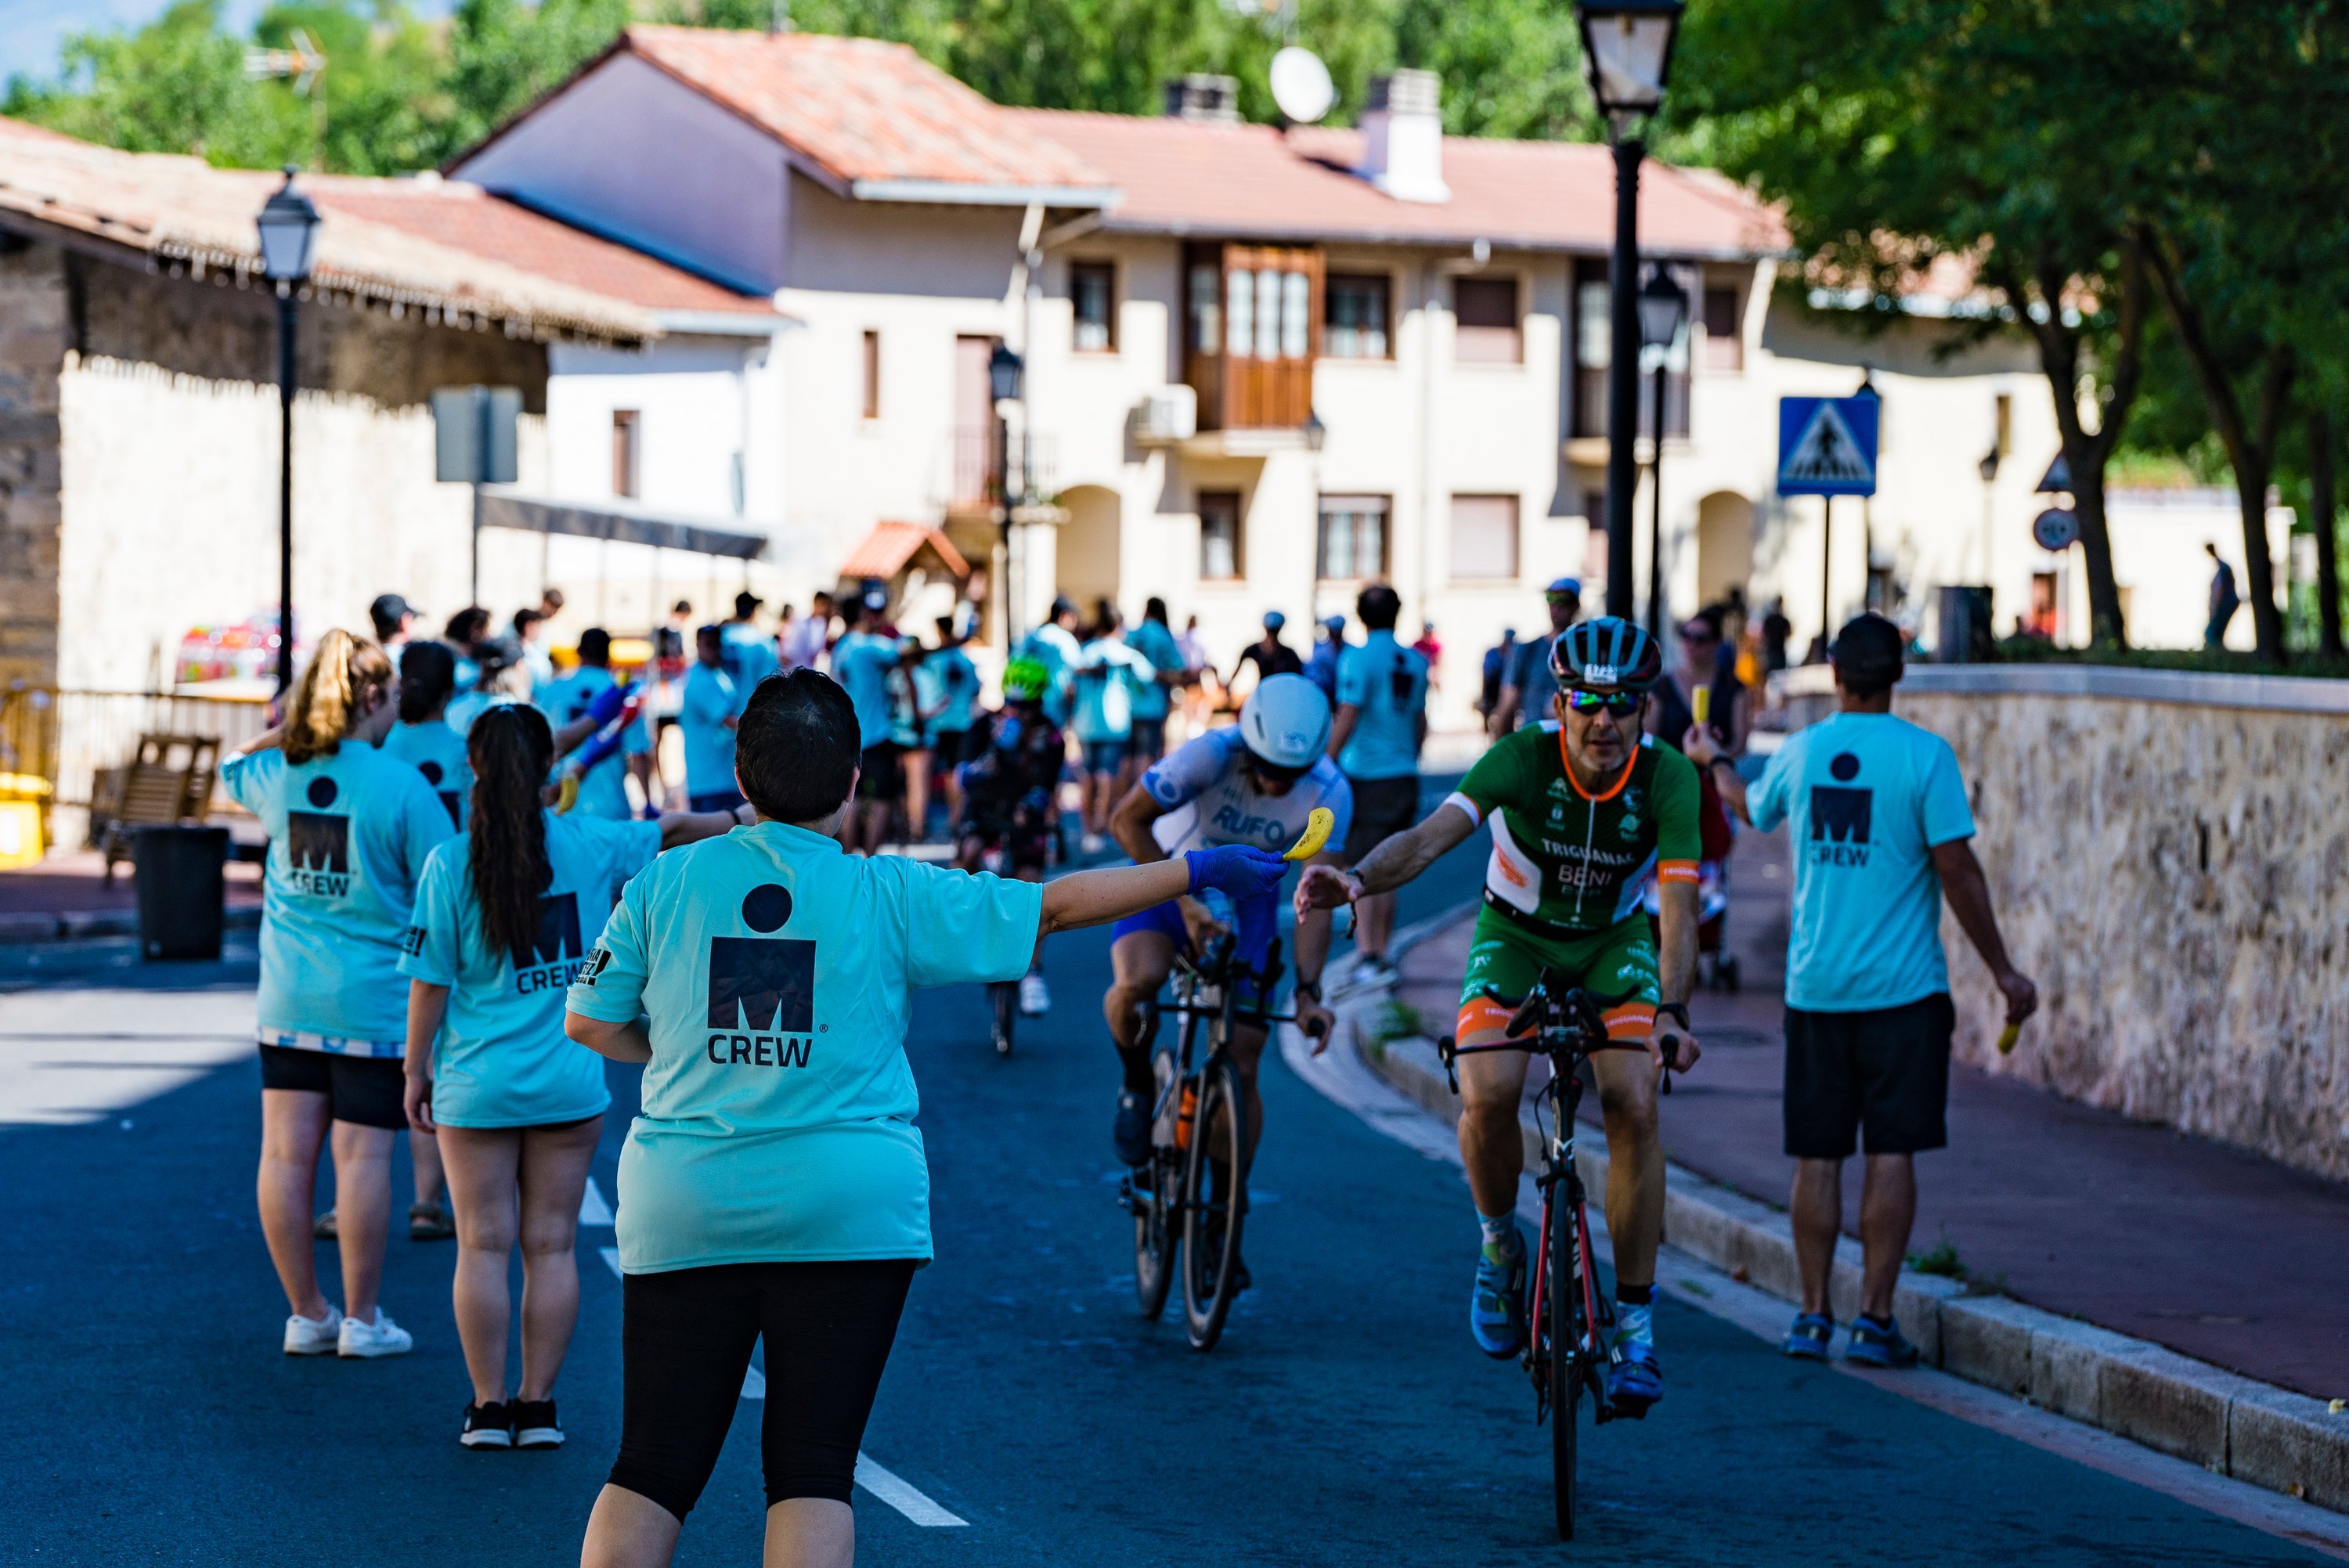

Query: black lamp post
[1575,0,1683,622]
[1636,267,1686,636]
[256,166,320,693]
[987,341,1024,645]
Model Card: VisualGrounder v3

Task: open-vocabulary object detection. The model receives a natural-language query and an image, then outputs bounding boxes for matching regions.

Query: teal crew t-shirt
[1747,712,1976,1012]
[565,822,1044,1273]
[541,666,651,820]
[1335,631,1428,781]
[383,718,471,829]
[399,811,660,1128]
[679,663,744,796]
[222,744,457,1051]
[1124,620,1181,721]
[830,632,900,747]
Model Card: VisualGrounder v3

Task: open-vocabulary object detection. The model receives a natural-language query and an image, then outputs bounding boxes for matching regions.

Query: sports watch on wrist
[1655,1001,1691,1030]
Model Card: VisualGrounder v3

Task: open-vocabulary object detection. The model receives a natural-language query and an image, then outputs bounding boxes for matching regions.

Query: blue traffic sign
[1777,394,1880,497]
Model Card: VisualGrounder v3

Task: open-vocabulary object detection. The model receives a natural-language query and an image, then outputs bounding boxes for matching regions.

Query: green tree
[3,0,305,166]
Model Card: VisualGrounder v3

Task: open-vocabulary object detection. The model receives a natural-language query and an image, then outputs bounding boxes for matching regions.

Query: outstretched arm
[1296,798,1477,914]
[1040,846,1286,937]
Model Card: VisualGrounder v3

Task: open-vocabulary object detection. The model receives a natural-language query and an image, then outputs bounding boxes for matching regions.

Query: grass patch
[1366,1000,1426,1047]
[1989,637,2349,680]
[1907,1231,1966,1278]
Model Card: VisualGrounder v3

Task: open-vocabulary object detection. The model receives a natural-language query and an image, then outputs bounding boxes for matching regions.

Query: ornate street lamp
[1575,0,1683,620]
[987,341,1024,644]
[257,167,320,693]
[1637,267,1687,635]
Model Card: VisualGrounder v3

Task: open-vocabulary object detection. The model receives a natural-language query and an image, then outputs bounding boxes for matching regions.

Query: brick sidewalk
[1391,826,2349,1400]
[0,849,263,917]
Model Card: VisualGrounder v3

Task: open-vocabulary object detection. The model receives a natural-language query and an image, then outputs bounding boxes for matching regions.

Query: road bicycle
[1121,932,1307,1350]
[1438,970,1676,1541]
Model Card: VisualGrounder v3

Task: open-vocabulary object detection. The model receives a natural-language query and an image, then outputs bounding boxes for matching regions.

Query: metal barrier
[0,686,270,847]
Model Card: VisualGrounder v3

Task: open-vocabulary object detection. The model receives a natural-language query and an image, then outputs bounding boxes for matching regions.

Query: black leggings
[609,1259,917,1521]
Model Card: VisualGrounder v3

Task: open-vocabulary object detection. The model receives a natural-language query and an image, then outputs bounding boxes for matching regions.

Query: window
[1200,491,1243,581]
[1071,262,1115,352]
[1187,261,1221,353]
[611,409,640,499]
[1454,276,1521,364]
[1227,265,1254,356]
[1317,495,1390,580]
[1573,261,1692,438]
[861,330,880,420]
[1325,273,1391,359]
[1450,495,1519,581]
[1994,392,2013,457]
[1701,285,1743,370]
[1256,268,1283,359]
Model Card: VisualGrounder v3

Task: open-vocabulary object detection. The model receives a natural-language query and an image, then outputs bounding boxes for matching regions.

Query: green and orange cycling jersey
[1444,723,1702,937]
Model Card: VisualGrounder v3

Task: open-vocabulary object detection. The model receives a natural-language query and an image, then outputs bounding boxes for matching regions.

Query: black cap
[1828,612,1904,689]
[370,593,420,631]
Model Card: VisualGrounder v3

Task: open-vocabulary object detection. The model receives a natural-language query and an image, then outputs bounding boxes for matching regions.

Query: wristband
[1707,755,1739,777]
[1294,979,1322,1002]
[1656,1002,1690,1030]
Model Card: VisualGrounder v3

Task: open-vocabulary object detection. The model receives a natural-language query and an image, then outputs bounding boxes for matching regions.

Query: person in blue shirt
[562,668,1287,1566]
[922,618,982,832]
[723,592,781,690]
[1327,585,1428,986]
[221,629,458,1361]
[1304,614,1350,701]
[399,704,749,1452]
[828,597,904,855]
[1016,595,1084,726]
[1124,597,1183,769]
[540,629,655,820]
[1690,613,2037,1369]
[1070,606,1156,856]
[1494,578,1582,736]
[679,625,746,813]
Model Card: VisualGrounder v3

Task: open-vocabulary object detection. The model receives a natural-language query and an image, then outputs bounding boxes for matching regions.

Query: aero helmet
[1000,657,1049,701]
[1238,673,1331,772]
[1549,616,1664,693]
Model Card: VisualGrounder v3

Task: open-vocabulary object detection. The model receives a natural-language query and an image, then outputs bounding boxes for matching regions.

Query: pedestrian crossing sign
[1777,394,1879,497]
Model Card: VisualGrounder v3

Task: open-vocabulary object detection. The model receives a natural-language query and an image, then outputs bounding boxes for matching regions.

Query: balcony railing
[948,426,1057,511]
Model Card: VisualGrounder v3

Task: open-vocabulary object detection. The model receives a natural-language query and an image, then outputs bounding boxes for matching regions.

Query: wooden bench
[94,733,219,883]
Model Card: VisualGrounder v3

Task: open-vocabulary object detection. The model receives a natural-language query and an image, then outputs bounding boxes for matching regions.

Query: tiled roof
[837,520,969,579]
[1009,109,1788,258]
[621,26,1113,200]
[0,117,774,343]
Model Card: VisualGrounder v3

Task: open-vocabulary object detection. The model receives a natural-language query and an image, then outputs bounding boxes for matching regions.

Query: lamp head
[1575,0,1684,128]
[1636,266,1687,350]
[255,165,321,284]
[987,341,1023,403]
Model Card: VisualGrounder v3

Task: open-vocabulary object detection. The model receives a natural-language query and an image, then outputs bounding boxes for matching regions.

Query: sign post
[431,385,521,605]
[1777,390,1880,654]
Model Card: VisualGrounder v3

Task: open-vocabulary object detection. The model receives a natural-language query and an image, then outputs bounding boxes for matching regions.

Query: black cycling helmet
[1549,615,1664,693]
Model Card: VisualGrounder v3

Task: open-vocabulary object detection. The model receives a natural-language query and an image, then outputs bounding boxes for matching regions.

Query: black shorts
[1128,716,1167,762]
[256,1044,407,1130]
[1341,775,1420,864]
[929,729,971,773]
[609,1259,916,1521]
[1783,993,1955,1159]
[1082,738,1127,775]
[857,744,903,802]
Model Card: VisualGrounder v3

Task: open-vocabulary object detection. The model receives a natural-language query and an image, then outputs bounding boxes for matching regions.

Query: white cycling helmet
[1239,673,1331,773]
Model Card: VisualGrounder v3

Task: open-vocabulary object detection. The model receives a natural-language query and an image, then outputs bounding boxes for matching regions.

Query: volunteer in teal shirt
[398,704,749,1451]
[539,629,651,820]
[1124,600,1182,763]
[1690,612,2036,1370]
[679,625,745,810]
[382,640,471,828]
[1327,586,1429,979]
[225,629,456,1365]
[563,668,1295,1563]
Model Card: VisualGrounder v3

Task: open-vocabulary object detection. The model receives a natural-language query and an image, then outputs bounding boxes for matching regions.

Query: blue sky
[0,0,455,85]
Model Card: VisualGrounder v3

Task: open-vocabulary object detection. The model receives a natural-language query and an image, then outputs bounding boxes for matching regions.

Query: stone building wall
[0,242,67,687]
[1792,665,2349,1181]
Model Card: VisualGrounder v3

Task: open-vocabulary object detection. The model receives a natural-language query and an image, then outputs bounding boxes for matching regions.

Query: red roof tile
[623,26,1112,198]
[1008,109,1788,258]
[838,520,969,579]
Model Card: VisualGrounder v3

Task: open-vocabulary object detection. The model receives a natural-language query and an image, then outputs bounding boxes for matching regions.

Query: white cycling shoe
[1019,971,1052,1015]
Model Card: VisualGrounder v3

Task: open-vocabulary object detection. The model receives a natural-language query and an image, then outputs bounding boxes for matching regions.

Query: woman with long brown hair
[221,628,459,1359]
[399,703,747,1450]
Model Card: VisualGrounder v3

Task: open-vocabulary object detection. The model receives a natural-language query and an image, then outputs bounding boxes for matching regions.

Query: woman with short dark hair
[566,668,1290,1568]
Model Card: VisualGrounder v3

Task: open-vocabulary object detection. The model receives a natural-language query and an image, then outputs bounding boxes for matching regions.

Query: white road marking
[0,989,257,1125]
[1283,940,2349,1563]
[579,1176,612,1226]
[853,1454,969,1527]
[597,1246,765,1401]
[599,1245,621,1278]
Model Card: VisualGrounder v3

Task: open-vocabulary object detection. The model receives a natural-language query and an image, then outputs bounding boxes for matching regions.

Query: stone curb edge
[0,905,261,946]
[1326,911,2349,1516]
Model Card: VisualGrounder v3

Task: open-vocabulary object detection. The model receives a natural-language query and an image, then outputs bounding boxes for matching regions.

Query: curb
[0,905,262,946]
[1330,911,2349,1516]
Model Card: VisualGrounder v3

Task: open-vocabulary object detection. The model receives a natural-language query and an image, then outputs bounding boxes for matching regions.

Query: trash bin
[132,824,229,961]
[1935,585,1995,663]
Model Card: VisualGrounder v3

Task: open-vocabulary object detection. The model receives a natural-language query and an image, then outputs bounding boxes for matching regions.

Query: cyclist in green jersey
[1297,618,1703,1414]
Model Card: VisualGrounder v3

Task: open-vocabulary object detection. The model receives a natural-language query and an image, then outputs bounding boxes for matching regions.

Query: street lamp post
[987,341,1024,648]
[1575,0,1683,622]
[1637,267,1686,636]
[256,167,320,694]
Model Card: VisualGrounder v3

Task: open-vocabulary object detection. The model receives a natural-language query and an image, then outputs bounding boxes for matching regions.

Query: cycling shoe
[1112,1087,1152,1167]
[1469,1231,1528,1358]
[1607,1337,1664,1415]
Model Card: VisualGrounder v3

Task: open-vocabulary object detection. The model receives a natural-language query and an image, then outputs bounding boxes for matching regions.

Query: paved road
[2,820,2336,1565]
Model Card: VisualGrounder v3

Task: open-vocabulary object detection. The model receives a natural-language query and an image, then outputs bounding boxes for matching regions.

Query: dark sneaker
[460,1401,513,1449]
[1606,1337,1664,1415]
[1469,1230,1528,1357]
[312,1209,337,1240]
[511,1399,563,1449]
[1200,1218,1251,1296]
[1781,1312,1835,1361]
[1844,1315,1921,1368]
[1113,1087,1152,1167]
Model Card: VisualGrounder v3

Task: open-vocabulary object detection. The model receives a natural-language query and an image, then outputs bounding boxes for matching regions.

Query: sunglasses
[1563,689,1643,717]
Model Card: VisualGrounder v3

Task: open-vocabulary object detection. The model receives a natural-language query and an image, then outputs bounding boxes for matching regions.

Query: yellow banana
[554,773,580,816]
[1284,806,1336,862]
[1996,1022,2020,1056]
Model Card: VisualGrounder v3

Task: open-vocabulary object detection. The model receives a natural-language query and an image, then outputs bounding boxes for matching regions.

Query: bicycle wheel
[1548,1196,1586,1541]
[1133,1142,1176,1321]
[1180,1057,1247,1350]
[990,979,1015,1058]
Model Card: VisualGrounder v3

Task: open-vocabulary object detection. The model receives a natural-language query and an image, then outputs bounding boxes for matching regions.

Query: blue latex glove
[585,679,633,729]
[1185,845,1288,902]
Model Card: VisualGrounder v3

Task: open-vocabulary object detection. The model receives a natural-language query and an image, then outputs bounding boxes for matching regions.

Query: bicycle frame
[1151,933,1295,1158]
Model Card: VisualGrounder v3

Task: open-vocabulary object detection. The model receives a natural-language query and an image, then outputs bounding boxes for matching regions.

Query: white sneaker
[1019,971,1051,1015]
[283,1304,343,1356]
[337,1307,413,1359]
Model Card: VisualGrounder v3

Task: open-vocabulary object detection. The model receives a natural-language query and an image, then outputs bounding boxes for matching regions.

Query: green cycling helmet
[1549,615,1664,693]
[1001,657,1049,701]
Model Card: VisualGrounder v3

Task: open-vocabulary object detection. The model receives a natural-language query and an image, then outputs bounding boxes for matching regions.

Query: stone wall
[1779,663,2349,1181]
[0,242,67,687]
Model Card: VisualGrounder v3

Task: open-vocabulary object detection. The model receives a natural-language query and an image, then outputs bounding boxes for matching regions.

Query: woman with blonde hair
[399,704,748,1449]
[222,629,458,1357]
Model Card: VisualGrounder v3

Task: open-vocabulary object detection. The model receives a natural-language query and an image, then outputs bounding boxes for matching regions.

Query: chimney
[1164,74,1240,124]
[1359,70,1449,204]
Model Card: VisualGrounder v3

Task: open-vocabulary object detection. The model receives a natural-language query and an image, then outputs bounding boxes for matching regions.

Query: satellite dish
[1270,46,1335,124]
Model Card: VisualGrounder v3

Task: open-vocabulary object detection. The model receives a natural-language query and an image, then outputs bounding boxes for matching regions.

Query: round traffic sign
[2033,507,2080,552]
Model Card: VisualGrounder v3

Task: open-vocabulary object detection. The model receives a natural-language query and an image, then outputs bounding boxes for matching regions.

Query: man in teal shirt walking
[1327,585,1427,987]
